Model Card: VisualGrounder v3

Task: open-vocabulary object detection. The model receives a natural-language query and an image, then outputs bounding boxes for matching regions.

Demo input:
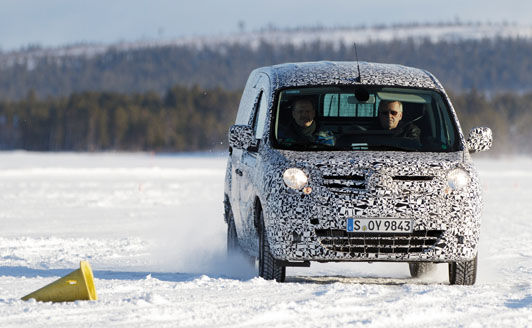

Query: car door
[232,73,271,246]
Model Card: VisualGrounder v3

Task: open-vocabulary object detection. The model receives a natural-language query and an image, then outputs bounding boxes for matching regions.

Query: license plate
[346,218,413,233]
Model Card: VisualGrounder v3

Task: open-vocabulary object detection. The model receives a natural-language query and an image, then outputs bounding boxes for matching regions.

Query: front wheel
[409,262,435,278]
[226,209,240,255]
[258,210,285,282]
[449,254,478,285]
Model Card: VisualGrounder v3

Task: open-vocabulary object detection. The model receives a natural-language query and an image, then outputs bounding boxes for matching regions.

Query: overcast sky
[1,0,532,51]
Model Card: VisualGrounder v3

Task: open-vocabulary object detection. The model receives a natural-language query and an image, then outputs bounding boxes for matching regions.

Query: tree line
[2,37,532,100]
[0,86,241,151]
[449,89,532,155]
[0,85,530,155]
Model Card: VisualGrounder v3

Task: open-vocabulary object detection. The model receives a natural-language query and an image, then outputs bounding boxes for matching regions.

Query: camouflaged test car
[224,61,492,284]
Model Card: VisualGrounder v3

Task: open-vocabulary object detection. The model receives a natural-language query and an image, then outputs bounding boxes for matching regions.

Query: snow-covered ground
[0,151,531,327]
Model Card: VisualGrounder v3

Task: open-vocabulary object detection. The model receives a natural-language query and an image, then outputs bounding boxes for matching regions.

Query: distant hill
[2,22,532,99]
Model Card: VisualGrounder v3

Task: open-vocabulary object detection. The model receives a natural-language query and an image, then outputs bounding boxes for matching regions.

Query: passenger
[378,100,420,140]
[278,97,334,146]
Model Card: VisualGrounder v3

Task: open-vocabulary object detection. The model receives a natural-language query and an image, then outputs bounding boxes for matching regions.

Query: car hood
[277,150,465,177]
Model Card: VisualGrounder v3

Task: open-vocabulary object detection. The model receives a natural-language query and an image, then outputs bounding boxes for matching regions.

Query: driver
[278,97,334,145]
[378,100,420,140]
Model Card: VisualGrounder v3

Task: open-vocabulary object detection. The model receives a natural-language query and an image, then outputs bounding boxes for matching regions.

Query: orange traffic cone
[21,261,97,302]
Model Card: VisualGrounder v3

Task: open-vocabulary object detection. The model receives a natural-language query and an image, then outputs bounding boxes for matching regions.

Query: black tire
[226,206,257,271]
[226,209,240,256]
[258,210,286,282]
[409,262,436,278]
[449,254,478,285]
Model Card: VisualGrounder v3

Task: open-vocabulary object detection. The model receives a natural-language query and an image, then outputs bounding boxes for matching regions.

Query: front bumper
[264,178,481,263]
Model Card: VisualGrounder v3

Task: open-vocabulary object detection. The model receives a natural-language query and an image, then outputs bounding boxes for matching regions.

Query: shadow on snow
[0,265,446,285]
[0,266,206,283]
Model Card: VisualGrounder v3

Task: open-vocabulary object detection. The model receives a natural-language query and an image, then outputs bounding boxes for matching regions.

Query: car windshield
[273,86,460,152]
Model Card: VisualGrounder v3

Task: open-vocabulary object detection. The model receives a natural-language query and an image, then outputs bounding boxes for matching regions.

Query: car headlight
[447,168,470,190]
[283,168,308,190]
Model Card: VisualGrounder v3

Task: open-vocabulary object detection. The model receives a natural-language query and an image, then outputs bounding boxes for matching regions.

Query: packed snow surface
[0,151,531,327]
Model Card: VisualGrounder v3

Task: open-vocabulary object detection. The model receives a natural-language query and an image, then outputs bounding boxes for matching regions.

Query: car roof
[261,61,443,91]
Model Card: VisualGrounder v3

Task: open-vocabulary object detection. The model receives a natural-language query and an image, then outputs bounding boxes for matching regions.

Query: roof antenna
[354,42,362,83]
[353,43,369,102]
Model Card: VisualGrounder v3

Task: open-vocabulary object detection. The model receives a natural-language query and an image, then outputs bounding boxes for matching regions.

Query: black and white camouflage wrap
[226,61,490,263]
[260,150,482,262]
[467,127,493,153]
[228,125,257,151]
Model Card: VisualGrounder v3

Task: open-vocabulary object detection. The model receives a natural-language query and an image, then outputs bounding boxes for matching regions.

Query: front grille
[315,229,445,255]
[322,174,434,193]
[323,175,366,193]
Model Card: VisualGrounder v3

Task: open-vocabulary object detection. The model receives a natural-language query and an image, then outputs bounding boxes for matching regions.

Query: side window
[437,100,456,147]
[252,91,268,139]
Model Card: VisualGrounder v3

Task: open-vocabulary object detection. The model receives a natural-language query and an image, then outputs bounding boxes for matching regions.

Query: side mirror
[228,125,259,151]
[466,127,492,153]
